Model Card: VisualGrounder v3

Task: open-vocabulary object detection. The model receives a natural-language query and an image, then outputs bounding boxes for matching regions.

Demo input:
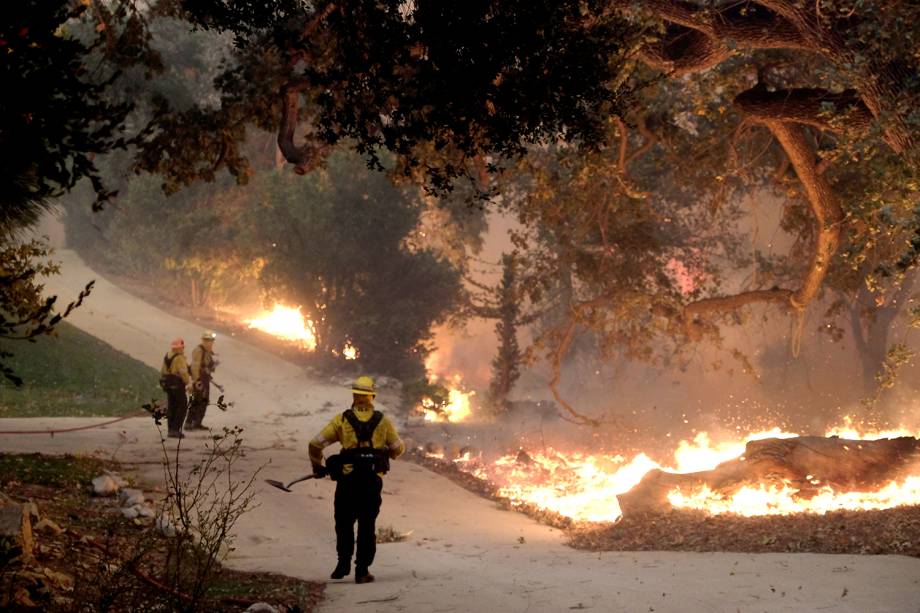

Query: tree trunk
[190,277,199,308]
[849,273,916,398]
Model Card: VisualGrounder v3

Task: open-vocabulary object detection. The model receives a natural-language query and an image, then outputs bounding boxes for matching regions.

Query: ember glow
[420,379,474,422]
[245,304,317,350]
[667,477,920,517]
[433,422,920,522]
[342,342,358,360]
[419,350,476,422]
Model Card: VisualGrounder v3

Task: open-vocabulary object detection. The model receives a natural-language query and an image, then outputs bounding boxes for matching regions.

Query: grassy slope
[0,322,159,417]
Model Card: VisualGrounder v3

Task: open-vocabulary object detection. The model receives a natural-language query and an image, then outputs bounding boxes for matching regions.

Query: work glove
[312,464,328,478]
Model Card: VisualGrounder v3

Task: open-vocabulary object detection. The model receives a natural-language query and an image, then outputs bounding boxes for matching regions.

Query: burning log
[618,436,920,516]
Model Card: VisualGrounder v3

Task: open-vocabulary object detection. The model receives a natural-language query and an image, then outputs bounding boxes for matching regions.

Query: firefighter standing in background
[159,338,191,439]
[308,376,405,584]
[186,330,217,430]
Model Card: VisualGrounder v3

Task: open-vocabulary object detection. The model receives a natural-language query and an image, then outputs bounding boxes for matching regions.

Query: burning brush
[421,424,920,523]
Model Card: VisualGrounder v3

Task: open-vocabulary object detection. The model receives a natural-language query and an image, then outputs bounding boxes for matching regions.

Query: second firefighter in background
[159,337,191,438]
[187,331,218,430]
[309,376,405,584]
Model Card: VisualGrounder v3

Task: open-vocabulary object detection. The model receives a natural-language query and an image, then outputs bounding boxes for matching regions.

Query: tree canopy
[5,1,920,409]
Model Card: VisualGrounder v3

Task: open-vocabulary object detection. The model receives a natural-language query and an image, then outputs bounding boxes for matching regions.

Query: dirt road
[1,249,918,612]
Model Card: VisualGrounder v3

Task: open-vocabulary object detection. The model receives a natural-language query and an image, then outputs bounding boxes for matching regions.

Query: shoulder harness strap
[343,409,384,446]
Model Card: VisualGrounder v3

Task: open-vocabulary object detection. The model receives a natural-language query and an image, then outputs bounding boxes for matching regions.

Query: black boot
[330,560,350,580]
[354,567,375,584]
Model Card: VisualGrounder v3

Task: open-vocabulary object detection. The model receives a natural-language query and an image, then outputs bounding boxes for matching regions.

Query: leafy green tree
[64,171,259,308]
[11,0,920,412]
[486,254,522,414]
[1,0,161,225]
[150,2,917,360]
[246,151,462,377]
[0,240,92,386]
[0,2,165,386]
[137,0,636,192]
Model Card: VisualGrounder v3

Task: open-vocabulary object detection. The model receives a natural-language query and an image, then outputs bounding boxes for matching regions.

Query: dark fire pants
[166,387,188,434]
[333,471,383,570]
[186,376,210,427]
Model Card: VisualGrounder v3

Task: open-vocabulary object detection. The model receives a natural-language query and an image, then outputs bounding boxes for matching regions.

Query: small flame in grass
[343,342,358,360]
[246,304,317,350]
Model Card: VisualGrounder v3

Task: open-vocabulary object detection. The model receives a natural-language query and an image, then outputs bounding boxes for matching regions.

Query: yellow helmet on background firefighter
[202,330,217,341]
[350,375,376,396]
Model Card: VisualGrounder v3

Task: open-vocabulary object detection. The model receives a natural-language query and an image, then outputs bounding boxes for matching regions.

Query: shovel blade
[264,479,292,493]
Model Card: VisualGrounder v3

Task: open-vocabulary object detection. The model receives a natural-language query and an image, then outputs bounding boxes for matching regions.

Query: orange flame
[245,304,317,350]
[419,378,474,422]
[433,422,920,522]
[342,342,359,360]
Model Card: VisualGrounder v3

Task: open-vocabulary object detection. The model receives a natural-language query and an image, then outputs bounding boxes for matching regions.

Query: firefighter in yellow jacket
[159,338,191,439]
[308,375,405,584]
[186,331,217,430]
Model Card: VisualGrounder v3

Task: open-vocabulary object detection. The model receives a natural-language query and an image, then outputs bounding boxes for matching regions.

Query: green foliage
[247,151,463,377]
[0,0,159,224]
[480,0,920,384]
[12,0,920,400]
[0,321,159,417]
[0,453,109,487]
[65,170,262,308]
[157,425,261,612]
[145,0,637,193]
[875,343,914,391]
[67,141,463,378]
[487,254,522,413]
[0,240,93,387]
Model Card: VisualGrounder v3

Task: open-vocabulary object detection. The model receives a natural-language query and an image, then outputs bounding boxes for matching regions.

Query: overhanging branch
[734,87,873,134]
[683,288,793,339]
[278,82,331,174]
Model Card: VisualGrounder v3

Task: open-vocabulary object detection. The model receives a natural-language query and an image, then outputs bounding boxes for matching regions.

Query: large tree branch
[278,82,331,174]
[547,319,602,427]
[763,120,843,307]
[635,0,812,75]
[734,87,873,134]
[625,116,657,164]
[638,29,731,77]
[683,288,793,339]
[632,1,912,154]
[544,294,625,426]
[612,116,650,199]
[681,85,845,337]
[750,0,818,36]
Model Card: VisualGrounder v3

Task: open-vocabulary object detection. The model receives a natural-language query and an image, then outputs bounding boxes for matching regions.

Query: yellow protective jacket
[190,345,215,382]
[309,404,405,476]
[160,349,190,385]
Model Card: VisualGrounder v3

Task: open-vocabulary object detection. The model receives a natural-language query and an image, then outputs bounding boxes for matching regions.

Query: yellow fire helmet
[202,330,217,341]
[351,375,376,396]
